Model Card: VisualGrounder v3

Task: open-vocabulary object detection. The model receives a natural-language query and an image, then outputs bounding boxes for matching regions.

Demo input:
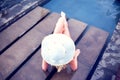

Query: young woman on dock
[41,12,80,72]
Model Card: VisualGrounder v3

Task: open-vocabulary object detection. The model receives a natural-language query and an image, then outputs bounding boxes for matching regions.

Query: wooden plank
[0,7,49,53]
[71,62,90,80]
[11,50,46,80]
[0,28,46,79]
[11,17,87,80]
[35,13,60,35]
[71,27,109,80]
[68,19,87,42]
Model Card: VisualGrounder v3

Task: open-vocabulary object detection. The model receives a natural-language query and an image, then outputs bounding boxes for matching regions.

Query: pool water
[43,0,120,37]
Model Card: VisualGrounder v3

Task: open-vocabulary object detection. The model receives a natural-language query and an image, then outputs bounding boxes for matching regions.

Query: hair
[55,65,67,72]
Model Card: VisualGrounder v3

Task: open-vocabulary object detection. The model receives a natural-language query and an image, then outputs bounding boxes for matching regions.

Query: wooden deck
[0,6,109,80]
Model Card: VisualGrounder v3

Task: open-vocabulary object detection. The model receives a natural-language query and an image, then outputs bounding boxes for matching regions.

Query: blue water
[43,0,120,37]
[0,0,120,37]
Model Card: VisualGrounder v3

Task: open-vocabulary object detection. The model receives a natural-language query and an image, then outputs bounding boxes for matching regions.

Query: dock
[0,6,109,80]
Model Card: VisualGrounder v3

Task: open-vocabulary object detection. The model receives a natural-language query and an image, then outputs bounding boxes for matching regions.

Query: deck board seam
[0,12,50,55]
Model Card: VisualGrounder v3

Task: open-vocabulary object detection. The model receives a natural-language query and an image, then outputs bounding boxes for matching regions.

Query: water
[0,0,120,37]
[43,0,120,37]
[0,0,21,10]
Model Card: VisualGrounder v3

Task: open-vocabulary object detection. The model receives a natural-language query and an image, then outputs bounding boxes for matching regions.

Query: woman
[41,12,80,72]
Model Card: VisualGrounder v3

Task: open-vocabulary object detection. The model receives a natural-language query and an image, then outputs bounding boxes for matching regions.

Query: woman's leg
[54,12,80,71]
[54,12,71,37]
[42,60,48,71]
[69,49,80,71]
[53,17,64,34]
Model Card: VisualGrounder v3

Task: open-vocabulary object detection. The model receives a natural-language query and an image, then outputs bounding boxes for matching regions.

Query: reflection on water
[98,0,120,22]
[114,0,120,22]
[43,0,120,37]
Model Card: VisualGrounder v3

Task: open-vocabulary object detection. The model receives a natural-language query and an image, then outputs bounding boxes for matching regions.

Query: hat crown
[47,42,65,61]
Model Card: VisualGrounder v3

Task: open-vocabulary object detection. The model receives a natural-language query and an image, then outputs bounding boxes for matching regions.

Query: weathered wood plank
[68,19,87,42]
[0,7,49,53]
[0,28,46,79]
[11,50,46,80]
[71,27,109,80]
[71,62,90,80]
[35,13,60,35]
[10,17,87,80]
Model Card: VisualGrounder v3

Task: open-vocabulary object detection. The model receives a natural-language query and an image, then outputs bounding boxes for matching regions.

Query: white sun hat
[41,34,75,66]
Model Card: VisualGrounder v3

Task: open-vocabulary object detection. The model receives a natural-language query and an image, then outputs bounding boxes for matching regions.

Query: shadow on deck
[0,6,109,80]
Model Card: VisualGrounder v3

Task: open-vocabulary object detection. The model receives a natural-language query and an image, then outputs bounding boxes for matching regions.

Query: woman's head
[41,34,75,71]
[56,65,67,72]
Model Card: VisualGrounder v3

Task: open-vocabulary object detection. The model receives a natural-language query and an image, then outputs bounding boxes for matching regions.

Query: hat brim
[41,34,75,66]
